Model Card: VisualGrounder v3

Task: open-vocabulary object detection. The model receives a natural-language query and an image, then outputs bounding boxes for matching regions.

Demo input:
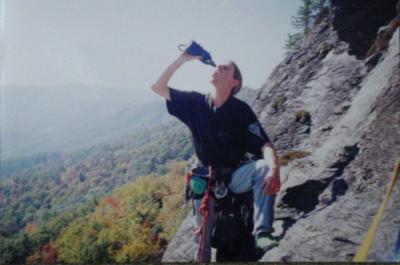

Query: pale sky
[1,0,301,92]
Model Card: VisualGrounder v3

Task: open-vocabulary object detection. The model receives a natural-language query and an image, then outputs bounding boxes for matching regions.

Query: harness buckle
[213,181,228,199]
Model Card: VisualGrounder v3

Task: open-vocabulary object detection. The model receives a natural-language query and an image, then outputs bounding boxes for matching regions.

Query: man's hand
[261,143,281,195]
[177,53,202,63]
[262,166,281,195]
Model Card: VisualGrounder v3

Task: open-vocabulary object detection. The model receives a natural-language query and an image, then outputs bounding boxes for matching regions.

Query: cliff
[162,0,400,261]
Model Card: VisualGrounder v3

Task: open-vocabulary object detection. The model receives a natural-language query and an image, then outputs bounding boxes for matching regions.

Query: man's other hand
[262,167,281,195]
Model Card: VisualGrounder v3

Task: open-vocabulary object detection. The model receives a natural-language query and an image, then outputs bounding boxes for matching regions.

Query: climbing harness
[186,165,234,262]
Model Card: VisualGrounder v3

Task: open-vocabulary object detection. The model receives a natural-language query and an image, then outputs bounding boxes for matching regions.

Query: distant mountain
[1,84,257,161]
[234,86,259,103]
[0,118,192,228]
[0,84,169,160]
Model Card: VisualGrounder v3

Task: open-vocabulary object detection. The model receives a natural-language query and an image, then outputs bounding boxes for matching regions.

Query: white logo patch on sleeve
[248,122,264,139]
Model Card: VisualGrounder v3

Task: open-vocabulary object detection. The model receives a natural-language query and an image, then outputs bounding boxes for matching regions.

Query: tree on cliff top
[285,0,327,50]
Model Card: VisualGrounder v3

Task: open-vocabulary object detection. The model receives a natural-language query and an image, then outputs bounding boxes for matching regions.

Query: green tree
[285,32,305,50]
[285,0,327,50]
[292,0,313,34]
[311,0,327,14]
[0,233,31,264]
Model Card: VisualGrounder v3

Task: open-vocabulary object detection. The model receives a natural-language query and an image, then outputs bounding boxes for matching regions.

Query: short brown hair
[231,61,242,96]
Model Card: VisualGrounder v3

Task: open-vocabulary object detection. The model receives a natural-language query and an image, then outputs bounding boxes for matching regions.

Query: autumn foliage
[53,162,187,263]
[26,242,58,264]
[0,121,193,264]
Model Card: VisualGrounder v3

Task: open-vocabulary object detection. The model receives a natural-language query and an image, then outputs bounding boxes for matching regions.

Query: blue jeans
[193,159,276,262]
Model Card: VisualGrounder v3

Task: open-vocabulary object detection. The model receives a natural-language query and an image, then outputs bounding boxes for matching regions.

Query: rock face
[331,0,398,59]
[256,11,399,264]
[162,1,399,262]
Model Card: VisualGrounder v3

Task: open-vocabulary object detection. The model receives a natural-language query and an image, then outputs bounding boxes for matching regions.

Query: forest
[0,120,192,263]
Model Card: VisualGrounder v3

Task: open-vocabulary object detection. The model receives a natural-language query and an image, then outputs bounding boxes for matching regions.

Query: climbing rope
[193,166,214,262]
[353,159,400,261]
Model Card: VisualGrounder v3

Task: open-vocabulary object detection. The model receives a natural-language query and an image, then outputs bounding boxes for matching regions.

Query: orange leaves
[103,195,120,208]
[95,195,127,228]
[26,253,41,265]
[24,222,38,234]
[41,243,58,264]
[26,243,58,265]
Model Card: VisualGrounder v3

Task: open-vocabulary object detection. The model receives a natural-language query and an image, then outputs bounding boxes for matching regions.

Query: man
[151,52,281,262]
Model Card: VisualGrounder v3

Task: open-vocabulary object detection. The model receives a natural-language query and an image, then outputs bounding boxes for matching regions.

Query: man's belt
[211,166,236,178]
[186,165,237,201]
[210,166,236,199]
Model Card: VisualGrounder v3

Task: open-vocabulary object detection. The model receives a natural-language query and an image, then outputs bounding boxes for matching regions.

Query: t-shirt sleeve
[166,87,196,125]
[243,107,271,155]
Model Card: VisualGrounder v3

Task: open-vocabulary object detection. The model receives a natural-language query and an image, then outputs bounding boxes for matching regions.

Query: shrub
[272,96,287,111]
[295,110,311,124]
[280,150,311,166]
[318,42,333,59]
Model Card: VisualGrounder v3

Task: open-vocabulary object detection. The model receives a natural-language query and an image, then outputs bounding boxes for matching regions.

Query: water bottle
[178,41,216,67]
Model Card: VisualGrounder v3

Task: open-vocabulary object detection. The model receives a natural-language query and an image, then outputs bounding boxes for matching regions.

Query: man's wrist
[176,54,189,64]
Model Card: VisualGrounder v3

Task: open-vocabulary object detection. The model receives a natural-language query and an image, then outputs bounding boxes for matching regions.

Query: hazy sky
[1,0,301,92]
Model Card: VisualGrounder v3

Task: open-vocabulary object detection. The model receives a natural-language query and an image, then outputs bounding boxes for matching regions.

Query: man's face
[211,61,238,90]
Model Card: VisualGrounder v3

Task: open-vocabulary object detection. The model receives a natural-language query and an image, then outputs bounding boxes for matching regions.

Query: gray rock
[161,212,196,262]
[261,21,400,264]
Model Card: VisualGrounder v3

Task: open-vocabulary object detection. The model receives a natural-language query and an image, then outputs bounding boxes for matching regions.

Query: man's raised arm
[151,53,201,100]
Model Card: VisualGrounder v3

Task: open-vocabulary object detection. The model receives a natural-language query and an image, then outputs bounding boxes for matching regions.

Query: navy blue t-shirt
[166,87,270,167]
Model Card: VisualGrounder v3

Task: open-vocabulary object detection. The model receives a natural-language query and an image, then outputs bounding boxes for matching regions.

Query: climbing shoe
[255,232,279,252]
